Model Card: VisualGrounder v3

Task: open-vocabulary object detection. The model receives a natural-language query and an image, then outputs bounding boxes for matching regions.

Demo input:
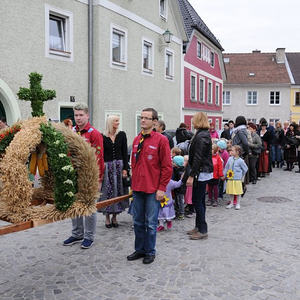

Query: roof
[286,53,300,85]
[223,52,290,84]
[177,0,223,51]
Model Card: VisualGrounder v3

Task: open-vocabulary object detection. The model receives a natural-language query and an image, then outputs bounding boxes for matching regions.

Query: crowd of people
[60,103,300,265]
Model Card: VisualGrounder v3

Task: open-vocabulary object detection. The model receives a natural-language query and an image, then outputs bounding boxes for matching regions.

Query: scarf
[135,132,151,163]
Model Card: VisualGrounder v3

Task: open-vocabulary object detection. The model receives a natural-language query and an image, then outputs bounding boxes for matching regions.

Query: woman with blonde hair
[186,112,213,240]
[98,115,129,228]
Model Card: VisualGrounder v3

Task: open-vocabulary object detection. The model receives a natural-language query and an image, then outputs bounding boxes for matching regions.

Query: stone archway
[0,79,21,125]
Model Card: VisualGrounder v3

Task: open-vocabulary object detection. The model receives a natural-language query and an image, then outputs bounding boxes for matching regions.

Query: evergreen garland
[40,123,77,211]
[0,125,21,153]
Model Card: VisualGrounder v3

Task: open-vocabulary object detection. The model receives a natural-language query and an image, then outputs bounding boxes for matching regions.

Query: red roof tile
[224,52,290,84]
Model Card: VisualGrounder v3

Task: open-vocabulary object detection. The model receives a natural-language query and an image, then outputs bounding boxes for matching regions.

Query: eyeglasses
[140,116,153,121]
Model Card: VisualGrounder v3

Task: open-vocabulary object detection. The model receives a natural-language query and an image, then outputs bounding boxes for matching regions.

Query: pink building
[178,0,226,130]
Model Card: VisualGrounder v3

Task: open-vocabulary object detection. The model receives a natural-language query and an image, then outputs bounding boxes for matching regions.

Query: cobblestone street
[0,167,299,300]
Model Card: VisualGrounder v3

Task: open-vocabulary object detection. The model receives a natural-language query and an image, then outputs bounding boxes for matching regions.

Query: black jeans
[249,155,258,181]
[192,180,208,234]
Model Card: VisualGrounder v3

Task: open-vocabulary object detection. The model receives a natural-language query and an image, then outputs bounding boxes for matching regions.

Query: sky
[188,0,300,53]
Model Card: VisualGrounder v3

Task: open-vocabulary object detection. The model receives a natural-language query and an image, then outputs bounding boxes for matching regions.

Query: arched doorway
[0,79,21,126]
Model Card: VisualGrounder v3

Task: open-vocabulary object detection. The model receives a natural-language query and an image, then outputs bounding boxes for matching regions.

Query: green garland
[40,123,77,211]
[0,125,21,153]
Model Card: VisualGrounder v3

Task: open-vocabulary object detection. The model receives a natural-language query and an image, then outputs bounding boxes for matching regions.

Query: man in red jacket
[63,103,104,249]
[127,108,172,264]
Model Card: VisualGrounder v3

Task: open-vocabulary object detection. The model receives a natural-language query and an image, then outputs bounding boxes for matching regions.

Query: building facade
[223,49,291,125]
[286,53,300,124]
[178,0,225,131]
[0,0,187,141]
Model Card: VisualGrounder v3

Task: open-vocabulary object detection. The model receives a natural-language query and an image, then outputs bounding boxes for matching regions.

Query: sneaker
[166,221,172,229]
[63,236,83,246]
[212,200,218,207]
[235,203,241,210]
[190,232,208,240]
[226,203,233,209]
[157,225,164,232]
[81,239,94,249]
[177,215,185,220]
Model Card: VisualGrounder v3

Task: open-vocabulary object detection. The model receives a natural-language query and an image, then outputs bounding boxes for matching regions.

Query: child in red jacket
[207,144,224,207]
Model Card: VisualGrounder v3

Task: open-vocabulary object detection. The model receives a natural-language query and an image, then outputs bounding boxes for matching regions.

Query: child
[217,139,229,199]
[172,155,185,220]
[207,144,224,207]
[182,155,194,216]
[171,147,182,158]
[158,179,182,231]
[224,145,248,210]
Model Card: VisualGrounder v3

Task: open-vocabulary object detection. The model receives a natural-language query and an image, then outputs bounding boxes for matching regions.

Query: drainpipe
[88,0,93,124]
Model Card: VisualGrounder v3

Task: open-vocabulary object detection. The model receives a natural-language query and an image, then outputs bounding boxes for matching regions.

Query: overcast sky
[188,0,300,53]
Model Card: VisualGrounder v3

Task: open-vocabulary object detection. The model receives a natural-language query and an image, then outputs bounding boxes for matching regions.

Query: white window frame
[210,51,215,67]
[142,38,154,76]
[215,118,220,130]
[110,23,128,70]
[215,83,220,106]
[190,72,197,102]
[105,110,123,131]
[165,48,174,81]
[269,118,280,125]
[247,118,257,124]
[202,44,211,64]
[199,76,205,103]
[45,5,73,61]
[136,111,163,135]
[207,80,213,104]
[247,91,258,105]
[197,41,202,59]
[269,91,280,105]
[295,91,300,106]
[159,0,168,21]
[223,90,231,105]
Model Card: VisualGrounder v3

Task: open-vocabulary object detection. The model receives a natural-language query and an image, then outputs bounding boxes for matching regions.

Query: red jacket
[73,122,104,182]
[131,131,172,193]
[212,153,224,179]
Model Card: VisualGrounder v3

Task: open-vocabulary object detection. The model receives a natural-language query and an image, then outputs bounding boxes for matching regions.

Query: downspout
[88,0,93,124]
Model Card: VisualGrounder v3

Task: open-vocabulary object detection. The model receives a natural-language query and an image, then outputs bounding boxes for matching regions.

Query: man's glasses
[140,116,153,121]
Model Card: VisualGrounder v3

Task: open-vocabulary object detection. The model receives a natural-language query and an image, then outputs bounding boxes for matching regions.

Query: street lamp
[162,29,173,44]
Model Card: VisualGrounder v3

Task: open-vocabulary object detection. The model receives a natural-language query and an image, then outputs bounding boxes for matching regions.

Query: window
[202,44,211,64]
[142,39,154,74]
[199,77,205,103]
[270,91,280,105]
[247,91,257,105]
[165,49,174,80]
[295,92,300,105]
[215,119,220,130]
[269,118,280,125]
[190,74,197,101]
[159,0,167,20]
[223,91,231,105]
[215,84,220,105]
[111,24,127,69]
[247,118,257,124]
[210,52,215,67]
[197,41,202,58]
[45,5,73,61]
[208,81,213,104]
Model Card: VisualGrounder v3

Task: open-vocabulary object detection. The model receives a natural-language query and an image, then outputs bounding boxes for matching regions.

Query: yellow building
[286,53,300,124]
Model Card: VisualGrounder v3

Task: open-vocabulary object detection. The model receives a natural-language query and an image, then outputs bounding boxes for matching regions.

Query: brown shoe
[190,232,208,240]
[186,228,198,235]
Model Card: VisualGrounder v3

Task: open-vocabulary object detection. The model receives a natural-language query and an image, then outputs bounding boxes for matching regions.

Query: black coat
[188,129,213,178]
[176,128,193,144]
[221,129,231,140]
[162,131,174,149]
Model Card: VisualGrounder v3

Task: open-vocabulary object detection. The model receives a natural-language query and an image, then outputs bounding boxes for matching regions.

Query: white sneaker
[235,203,240,210]
[226,203,233,209]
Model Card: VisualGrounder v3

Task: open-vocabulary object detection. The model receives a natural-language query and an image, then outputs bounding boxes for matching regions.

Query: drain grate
[257,196,292,203]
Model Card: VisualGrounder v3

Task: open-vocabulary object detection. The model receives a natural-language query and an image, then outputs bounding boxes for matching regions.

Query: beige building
[0,0,187,141]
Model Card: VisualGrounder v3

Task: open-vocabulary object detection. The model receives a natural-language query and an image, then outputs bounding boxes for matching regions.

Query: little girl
[224,145,248,210]
[182,155,193,216]
[157,179,182,231]
[207,144,224,207]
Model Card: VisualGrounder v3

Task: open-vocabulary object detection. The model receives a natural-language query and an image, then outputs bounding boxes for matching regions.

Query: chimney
[252,50,261,53]
[276,48,285,64]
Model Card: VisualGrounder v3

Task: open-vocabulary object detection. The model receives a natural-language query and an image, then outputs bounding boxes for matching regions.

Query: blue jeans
[192,180,208,234]
[271,145,282,162]
[132,191,160,256]
[71,213,97,241]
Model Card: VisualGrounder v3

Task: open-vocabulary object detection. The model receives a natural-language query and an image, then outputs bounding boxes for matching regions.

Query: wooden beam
[0,193,132,236]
